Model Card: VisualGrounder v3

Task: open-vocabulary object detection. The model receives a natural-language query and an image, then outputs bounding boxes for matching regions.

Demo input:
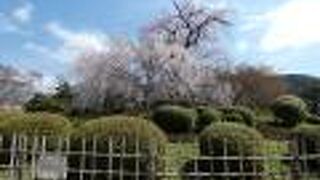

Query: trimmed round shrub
[152,105,197,134]
[195,106,221,133]
[219,106,256,126]
[271,95,308,127]
[306,114,320,125]
[68,116,167,180]
[292,124,320,174]
[0,112,72,165]
[0,112,72,136]
[198,122,265,180]
[256,121,292,140]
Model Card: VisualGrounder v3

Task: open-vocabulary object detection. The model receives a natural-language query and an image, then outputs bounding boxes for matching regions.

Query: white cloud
[0,13,20,33]
[43,22,110,62]
[11,2,34,23]
[260,0,320,52]
[198,0,229,10]
[33,75,57,93]
[0,2,34,35]
[46,22,110,52]
[24,42,63,61]
[24,22,110,63]
[235,40,249,53]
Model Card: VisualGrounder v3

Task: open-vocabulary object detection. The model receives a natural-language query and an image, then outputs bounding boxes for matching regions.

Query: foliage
[281,74,320,115]
[256,121,292,140]
[0,112,72,165]
[219,106,256,126]
[231,65,287,108]
[152,105,197,134]
[271,95,308,127]
[0,112,72,136]
[68,116,167,180]
[73,116,166,142]
[299,84,320,115]
[198,122,265,180]
[293,124,320,174]
[306,114,320,124]
[195,106,221,133]
[24,93,63,112]
[24,80,73,114]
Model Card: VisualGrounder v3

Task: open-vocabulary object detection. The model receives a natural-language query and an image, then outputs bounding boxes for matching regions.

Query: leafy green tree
[24,80,73,114]
[300,84,320,115]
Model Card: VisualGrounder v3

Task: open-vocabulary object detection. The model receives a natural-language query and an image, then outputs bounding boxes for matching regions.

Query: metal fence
[0,134,319,180]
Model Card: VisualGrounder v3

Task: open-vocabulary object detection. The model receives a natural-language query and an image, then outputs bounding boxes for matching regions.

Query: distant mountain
[280,74,320,95]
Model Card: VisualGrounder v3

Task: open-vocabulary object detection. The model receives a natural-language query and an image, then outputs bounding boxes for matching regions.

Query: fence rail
[0,134,319,180]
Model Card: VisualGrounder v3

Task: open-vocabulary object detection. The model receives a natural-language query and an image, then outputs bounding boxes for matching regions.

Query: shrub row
[151,94,319,135]
[1,107,319,179]
[293,124,320,175]
[0,111,72,136]
[0,111,73,165]
[0,112,167,180]
[152,105,257,134]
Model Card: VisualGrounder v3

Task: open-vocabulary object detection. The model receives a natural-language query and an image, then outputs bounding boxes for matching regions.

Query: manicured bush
[198,122,265,180]
[152,105,197,134]
[219,106,256,126]
[292,124,320,175]
[271,95,308,127]
[305,114,320,124]
[256,121,292,140]
[0,112,72,136]
[0,112,72,165]
[195,106,221,133]
[68,116,167,180]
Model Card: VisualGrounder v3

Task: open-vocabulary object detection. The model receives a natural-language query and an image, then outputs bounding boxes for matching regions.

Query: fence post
[135,138,140,180]
[108,137,113,180]
[65,137,70,180]
[120,136,125,180]
[91,136,97,180]
[80,137,86,180]
[150,140,157,180]
[290,137,301,180]
[31,136,38,180]
[16,135,24,180]
[223,138,229,180]
[9,134,17,180]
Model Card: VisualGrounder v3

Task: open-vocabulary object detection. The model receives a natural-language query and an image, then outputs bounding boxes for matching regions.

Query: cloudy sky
[0,0,320,84]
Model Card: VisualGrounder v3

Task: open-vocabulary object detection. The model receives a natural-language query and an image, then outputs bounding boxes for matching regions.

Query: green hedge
[0,112,72,165]
[0,112,72,136]
[306,114,320,125]
[219,106,256,126]
[68,116,167,180]
[198,122,265,180]
[293,124,320,175]
[271,95,308,127]
[195,106,221,133]
[152,105,197,134]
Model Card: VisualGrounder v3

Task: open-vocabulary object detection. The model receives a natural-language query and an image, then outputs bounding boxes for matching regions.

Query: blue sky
[1,0,320,85]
